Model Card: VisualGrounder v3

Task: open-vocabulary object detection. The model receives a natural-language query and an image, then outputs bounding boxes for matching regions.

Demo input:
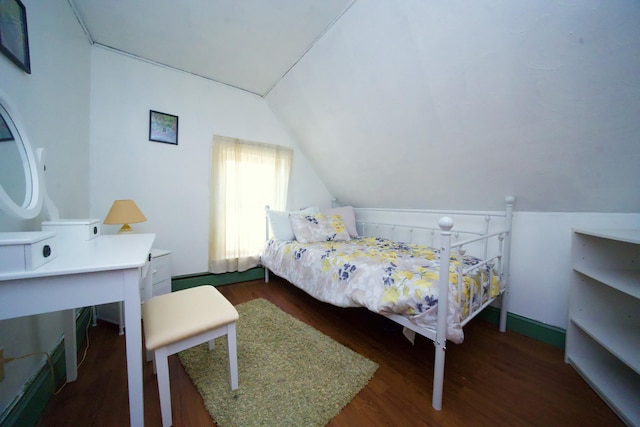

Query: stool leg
[208,339,215,351]
[227,322,238,390]
[155,347,173,427]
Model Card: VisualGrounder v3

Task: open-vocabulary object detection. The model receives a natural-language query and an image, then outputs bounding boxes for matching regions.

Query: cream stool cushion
[143,285,239,427]
[143,285,239,350]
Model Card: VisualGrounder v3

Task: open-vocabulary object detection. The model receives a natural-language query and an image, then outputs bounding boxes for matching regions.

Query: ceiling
[68,0,355,96]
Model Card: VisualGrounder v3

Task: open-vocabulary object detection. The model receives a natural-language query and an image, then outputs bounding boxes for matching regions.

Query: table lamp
[103,199,147,233]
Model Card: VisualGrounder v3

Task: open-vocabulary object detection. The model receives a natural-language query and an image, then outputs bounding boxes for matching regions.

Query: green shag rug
[178,298,378,427]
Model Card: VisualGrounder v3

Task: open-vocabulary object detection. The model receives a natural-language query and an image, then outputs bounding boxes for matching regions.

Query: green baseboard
[478,306,566,349]
[172,267,265,292]
[0,307,93,427]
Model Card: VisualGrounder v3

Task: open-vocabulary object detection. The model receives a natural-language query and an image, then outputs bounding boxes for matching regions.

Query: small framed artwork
[0,0,31,74]
[149,110,178,145]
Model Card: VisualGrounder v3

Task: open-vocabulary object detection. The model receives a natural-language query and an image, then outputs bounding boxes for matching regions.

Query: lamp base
[118,224,134,233]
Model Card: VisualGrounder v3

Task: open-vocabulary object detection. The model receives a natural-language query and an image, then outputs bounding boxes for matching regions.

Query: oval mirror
[0,91,43,219]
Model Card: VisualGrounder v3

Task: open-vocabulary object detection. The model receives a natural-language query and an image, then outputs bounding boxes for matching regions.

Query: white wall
[89,47,331,276]
[267,0,640,213]
[0,0,91,415]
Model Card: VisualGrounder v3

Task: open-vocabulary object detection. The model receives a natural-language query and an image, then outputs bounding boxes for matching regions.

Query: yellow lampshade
[103,199,147,233]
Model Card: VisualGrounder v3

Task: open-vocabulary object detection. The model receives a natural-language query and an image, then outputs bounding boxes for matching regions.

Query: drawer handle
[42,245,52,258]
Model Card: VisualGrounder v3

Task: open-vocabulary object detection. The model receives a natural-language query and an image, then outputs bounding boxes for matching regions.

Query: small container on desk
[41,219,100,250]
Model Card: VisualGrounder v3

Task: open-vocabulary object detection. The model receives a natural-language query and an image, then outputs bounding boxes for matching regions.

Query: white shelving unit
[566,229,640,427]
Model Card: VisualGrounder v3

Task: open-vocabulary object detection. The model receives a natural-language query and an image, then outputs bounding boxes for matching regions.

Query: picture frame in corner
[149,110,178,145]
[0,0,31,74]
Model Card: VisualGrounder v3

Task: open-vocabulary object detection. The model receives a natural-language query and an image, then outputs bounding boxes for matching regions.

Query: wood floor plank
[37,277,623,426]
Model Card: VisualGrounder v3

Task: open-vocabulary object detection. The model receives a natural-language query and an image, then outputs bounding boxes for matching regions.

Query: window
[209,135,292,273]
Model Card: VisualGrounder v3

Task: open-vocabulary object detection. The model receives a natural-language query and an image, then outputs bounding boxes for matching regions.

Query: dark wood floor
[37,277,623,426]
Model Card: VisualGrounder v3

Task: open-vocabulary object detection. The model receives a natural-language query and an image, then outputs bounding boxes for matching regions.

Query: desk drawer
[0,232,56,273]
[151,253,171,285]
[153,278,171,297]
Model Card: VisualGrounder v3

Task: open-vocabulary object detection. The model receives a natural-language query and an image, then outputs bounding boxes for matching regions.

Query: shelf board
[574,266,640,299]
[568,355,640,427]
[571,317,640,375]
[573,228,640,245]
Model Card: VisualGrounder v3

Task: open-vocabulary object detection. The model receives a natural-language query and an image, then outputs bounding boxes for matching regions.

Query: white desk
[0,233,155,427]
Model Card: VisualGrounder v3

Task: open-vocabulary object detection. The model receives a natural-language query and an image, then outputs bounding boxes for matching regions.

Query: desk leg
[123,270,144,427]
[63,309,77,382]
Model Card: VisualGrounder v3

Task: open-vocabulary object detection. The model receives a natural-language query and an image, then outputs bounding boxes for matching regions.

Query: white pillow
[267,206,320,241]
[289,213,351,243]
[321,206,358,237]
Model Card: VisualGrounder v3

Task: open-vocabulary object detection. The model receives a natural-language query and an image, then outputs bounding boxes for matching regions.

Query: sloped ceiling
[70,0,640,213]
[69,0,355,96]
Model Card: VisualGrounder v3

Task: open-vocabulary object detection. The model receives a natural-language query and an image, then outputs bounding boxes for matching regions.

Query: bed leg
[432,216,453,411]
[265,267,270,283]
[499,196,515,333]
[499,290,508,332]
[432,340,446,410]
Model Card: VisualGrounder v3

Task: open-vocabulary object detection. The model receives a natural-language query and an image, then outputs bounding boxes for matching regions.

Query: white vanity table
[0,233,154,427]
[0,88,155,426]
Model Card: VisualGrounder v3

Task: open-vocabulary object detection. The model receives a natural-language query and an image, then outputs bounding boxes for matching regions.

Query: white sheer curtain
[209,135,292,273]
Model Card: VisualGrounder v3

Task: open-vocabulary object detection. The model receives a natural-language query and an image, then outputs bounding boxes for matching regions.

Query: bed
[261,197,515,410]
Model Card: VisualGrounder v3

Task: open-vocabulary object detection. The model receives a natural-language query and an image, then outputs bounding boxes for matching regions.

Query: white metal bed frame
[263,196,515,411]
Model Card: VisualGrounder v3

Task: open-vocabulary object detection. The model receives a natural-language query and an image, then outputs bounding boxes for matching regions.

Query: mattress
[261,236,502,344]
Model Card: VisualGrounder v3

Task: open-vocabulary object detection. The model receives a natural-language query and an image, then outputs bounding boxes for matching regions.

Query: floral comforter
[261,237,502,344]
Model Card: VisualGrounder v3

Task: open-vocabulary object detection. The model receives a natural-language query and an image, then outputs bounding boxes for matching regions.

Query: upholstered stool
[142,285,239,427]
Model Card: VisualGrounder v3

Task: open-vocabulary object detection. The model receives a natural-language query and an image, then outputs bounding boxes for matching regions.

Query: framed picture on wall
[0,0,31,74]
[149,110,178,145]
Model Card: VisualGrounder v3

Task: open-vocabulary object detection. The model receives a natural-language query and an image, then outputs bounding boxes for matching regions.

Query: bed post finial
[505,196,516,206]
[438,217,454,231]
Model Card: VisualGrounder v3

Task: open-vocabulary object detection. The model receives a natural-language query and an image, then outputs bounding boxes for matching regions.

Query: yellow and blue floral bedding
[261,236,502,344]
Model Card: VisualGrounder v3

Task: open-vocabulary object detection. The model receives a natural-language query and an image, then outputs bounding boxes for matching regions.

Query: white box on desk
[41,219,100,250]
[0,231,57,273]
